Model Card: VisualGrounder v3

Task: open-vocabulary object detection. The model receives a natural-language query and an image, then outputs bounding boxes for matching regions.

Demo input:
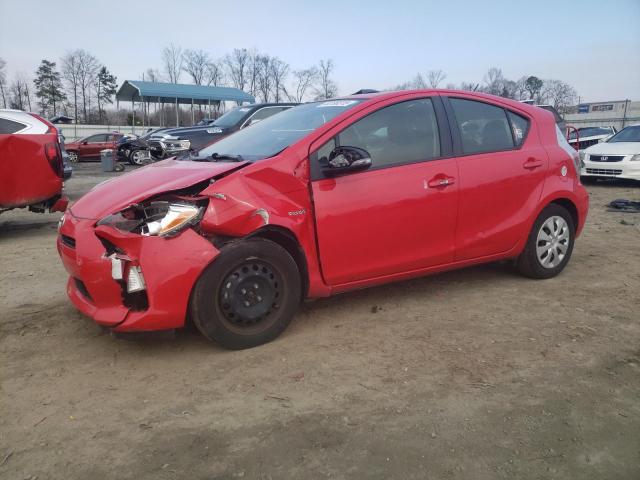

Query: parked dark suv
[147,103,297,159]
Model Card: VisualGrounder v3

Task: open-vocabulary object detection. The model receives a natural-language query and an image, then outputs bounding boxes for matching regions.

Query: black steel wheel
[191,237,301,349]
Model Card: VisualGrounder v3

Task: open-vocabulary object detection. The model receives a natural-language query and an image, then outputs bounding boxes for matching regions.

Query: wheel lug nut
[254,283,259,289]
[257,296,262,302]
[244,301,250,307]
[241,288,246,294]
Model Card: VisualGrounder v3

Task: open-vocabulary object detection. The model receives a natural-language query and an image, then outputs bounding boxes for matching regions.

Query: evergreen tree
[95,66,117,122]
[34,60,66,116]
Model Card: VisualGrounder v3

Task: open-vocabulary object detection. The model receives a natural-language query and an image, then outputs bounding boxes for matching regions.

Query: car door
[79,134,107,158]
[443,96,548,261]
[310,96,459,286]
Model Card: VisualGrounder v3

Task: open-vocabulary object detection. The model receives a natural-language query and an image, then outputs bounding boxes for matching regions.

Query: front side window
[86,134,107,143]
[450,98,514,154]
[330,98,440,169]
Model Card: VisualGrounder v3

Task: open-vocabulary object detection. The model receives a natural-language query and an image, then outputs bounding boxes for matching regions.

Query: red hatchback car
[1,109,67,213]
[57,90,589,349]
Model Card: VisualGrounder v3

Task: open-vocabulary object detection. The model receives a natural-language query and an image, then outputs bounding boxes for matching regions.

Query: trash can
[100,149,115,172]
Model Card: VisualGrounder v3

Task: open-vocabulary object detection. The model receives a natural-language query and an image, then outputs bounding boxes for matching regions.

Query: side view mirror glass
[322,146,372,176]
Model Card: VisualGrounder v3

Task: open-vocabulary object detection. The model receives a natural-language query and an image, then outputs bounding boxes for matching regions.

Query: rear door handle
[523,158,543,170]
[426,175,456,188]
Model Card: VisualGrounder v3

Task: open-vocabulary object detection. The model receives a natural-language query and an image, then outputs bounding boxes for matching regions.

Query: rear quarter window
[507,111,530,147]
[450,98,515,154]
[0,118,27,134]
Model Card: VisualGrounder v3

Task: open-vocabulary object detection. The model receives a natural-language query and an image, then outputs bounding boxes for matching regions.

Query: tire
[517,204,575,279]
[67,151,79,163]
[190,238,301,349]
[129,149,147,165]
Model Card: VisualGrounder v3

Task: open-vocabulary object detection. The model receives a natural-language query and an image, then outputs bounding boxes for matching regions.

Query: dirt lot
[1,163,639,479]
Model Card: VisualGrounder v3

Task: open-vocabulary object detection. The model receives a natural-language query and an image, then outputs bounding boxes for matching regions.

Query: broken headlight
[98,201,203,237]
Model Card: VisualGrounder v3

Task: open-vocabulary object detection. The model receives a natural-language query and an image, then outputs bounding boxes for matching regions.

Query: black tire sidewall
[191,238,301,349]
[518,204,576,279]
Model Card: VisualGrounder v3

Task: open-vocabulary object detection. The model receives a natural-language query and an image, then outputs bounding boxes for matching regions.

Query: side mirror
[82,141,88,145]
[321,146,372,176]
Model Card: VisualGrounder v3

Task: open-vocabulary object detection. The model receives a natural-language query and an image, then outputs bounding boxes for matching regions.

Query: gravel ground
[1,163,639,479]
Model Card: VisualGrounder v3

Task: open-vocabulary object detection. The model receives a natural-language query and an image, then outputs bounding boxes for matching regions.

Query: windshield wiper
[210,152,243,162]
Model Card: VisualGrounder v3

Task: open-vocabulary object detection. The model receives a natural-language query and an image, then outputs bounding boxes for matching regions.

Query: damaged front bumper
[57,209,218,332]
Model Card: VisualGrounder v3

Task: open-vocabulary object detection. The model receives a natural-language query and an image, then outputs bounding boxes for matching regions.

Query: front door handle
[523,158,543,169]
[426,175,456,188]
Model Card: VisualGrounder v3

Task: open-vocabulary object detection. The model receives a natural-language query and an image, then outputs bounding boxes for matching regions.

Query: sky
[1,0,639,103]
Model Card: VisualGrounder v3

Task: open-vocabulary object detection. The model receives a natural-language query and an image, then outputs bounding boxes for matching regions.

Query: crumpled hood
[585,142,640,156]
[70,158,246,220]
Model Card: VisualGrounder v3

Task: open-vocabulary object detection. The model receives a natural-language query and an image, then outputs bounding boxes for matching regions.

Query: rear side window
[335,98,441,169]
[507,111,530,147]
[450,98,514,154]
[0,118,26,134]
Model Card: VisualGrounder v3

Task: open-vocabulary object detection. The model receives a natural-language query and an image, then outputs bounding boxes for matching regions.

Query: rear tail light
[45,142,64,177]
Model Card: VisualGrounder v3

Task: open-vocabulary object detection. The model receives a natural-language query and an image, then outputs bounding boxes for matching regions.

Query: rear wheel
[191,238,301,349]
[67,151,79,163]
[517,204,575,279]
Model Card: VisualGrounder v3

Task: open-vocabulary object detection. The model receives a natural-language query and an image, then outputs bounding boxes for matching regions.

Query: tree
[95,66,117,122]
[0,57,7,108]
[256,55,273,102]
[483,67,505,96]
[144,68,162,82]
[9,73,32,111]
[78,51,100,123]
[34,60,66,117]
[541,79,577,113]
[61,51,82,122]
[182,49,209,85]
[459,81,482,92]
[269,57,289,102]
[206,60,225,86]
[314,59,338,100]
[225,48,250,91]
[162,43,183,83]
[427,70,446,88]
[289,67,318,102]
[524,76,543,102]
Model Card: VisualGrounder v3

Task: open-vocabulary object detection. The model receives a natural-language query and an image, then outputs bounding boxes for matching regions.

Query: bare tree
[144,68,162,82]
[9,73,32,110]
[0,57,7,108]
[78,51,99,122]
[205,60,225,86]
[459,81,482,92]
[61,50,82,121]
[314,59,338,100]
[395,73,427,90]
[289,67,318,102]
[483,67,505,96]
[224,48,250,91]
[256,55,273,102]
[513,76,529,100]
[162,43,183,83]
[246,50,262,99]
[269,57,289,102]
[541,79,577,113]
[182,49,210,85]
[427,70,446,88]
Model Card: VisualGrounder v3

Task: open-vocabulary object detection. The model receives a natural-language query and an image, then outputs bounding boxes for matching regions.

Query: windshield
[569,126,612,140]
[199,100,363,161]
[212,106,254,128]
[607,125,640,143]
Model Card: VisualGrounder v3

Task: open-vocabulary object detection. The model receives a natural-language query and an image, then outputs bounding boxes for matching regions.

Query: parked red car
[57,90,589,349]
[0,109,67,213]
[65,132,124,162]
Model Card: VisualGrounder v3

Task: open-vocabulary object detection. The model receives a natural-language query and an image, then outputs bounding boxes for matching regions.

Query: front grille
[586,168,622,176]
[589,155,624,162]
[74,278,93,301]
[60,234,76,249]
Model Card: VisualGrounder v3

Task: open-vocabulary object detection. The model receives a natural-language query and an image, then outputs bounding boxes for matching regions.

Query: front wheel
[129,149,147,165]
[190,238,301,349]
[517,204,575,279]
[67,151,79,163]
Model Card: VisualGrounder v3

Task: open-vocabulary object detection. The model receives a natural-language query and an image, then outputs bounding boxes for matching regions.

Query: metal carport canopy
[116,80,255,105]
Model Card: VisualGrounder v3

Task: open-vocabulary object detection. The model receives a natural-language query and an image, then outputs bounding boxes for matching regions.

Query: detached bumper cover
[57,210,218,332]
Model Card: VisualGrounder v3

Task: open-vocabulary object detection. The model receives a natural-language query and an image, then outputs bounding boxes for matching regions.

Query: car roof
[341,89,543,115]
